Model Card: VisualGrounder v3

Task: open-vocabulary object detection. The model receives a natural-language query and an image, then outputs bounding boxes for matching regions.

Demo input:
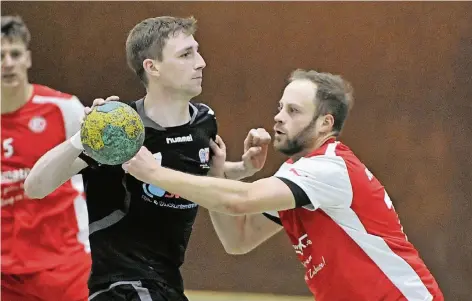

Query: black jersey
[79,99,217,291]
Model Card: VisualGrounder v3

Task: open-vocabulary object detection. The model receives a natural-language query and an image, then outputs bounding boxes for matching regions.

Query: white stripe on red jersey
[32,94,84,139]
[273,138,443,301]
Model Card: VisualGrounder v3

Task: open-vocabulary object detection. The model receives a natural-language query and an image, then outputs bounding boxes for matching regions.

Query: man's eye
[11,51,22,58]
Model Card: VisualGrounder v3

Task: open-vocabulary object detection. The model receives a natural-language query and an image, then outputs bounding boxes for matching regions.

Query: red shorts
[1,253,91,301]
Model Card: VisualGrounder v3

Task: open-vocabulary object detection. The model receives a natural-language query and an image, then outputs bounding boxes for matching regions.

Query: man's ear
[143,59,159,78]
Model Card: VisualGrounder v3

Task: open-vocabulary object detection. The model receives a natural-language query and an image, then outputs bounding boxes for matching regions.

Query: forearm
[209,211,250,254]
[25,136,85,199]
[208,162,258,253]
[149,166,250,215]
[210,211,283,255]
[223,161,255,180]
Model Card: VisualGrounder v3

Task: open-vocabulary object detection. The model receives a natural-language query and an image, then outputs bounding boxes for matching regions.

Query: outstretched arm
[123,146,297,215]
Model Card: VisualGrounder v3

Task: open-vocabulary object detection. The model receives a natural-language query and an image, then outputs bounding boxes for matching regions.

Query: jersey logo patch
[198,147,210,164]
[28,116,47,133]
[289,168,301,176]
[198,147,210,169]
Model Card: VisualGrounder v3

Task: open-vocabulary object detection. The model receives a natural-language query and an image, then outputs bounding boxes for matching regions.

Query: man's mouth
[2,74,16,80]
[275,130,285,135]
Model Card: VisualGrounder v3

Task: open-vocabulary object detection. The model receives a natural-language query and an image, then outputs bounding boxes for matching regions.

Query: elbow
[24,176,47,199]
[220,184,258,215]
[221,197,253,216]
[221,240,253,255]
[225,246,251,255]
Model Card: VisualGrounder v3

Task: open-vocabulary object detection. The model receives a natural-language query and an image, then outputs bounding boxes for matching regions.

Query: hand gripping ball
[81,101,145,165]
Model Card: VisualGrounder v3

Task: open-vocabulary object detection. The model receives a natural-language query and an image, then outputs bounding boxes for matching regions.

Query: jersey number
[2,138,14,158]
[365,167,392,209]
[365,167,408,241]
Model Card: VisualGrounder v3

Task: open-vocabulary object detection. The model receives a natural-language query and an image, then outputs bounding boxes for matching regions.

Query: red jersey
[271,138,443,301]
[1,84,90,274]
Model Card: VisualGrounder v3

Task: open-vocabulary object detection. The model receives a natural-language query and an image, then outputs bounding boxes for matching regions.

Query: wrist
[150,165,164,183]
[69,131,84,150]
[209,167,226,178]
[241,160,257,177]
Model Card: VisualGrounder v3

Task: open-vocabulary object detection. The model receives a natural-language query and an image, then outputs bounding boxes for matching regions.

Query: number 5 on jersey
[3,138,14,158]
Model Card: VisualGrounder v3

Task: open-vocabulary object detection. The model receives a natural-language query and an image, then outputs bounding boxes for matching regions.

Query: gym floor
[186,290,313,301]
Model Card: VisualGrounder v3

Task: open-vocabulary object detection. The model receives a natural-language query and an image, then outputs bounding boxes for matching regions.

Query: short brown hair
[125,16,197,85]
[1,15,31,47]
[289,69,354,135]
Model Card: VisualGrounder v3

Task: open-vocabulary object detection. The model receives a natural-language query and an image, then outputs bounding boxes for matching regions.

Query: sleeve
[78,152,101,169]
[201,103,217,139]
[277,177,311,207]
[211,111,217,140]
[262,177,311,224]
[274,155,353,210]
[62,96,85,139]
[65,97,95,171]
[262,211,282,225]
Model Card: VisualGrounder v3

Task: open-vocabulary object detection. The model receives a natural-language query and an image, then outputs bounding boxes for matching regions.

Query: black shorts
[88,279,188,301]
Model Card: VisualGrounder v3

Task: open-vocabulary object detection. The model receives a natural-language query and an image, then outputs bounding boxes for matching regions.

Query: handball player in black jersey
[26,16,270,301]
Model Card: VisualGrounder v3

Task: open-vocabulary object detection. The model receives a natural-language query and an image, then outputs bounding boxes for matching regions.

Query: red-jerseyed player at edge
[1,16,90,301]
[123,69,444,301]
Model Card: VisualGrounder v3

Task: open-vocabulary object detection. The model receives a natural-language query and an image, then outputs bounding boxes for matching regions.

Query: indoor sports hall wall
[3,2,471,300]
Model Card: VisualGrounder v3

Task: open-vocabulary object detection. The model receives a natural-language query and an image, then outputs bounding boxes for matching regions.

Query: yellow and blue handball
[81,101,145,165]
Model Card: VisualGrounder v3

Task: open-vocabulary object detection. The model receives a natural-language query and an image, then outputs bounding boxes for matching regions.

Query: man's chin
[273,141,285,153]
[188,86,202,98]
[274,141,302,157]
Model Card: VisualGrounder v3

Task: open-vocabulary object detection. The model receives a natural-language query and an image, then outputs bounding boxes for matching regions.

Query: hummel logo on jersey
[166,134,193,144]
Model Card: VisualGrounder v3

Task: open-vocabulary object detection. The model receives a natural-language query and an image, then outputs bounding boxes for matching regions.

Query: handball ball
[81,101,145,165]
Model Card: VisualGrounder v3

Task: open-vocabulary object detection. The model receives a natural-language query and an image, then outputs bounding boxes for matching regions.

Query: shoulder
[128,99,140,111]
[278,155,349,181]
[31,84,83,111]
[302,141,367,181]
[32,84,76,100]
[276,156,353,210]
[278,141,350,176]
[30,85,84,137]
[190,102,217,132]
[192,102,215,118]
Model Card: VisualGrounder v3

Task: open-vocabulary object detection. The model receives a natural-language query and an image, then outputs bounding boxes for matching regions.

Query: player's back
[276,139,443,301]
[337,141,443,300]
[1,84,90,274]
[81,99,217,292]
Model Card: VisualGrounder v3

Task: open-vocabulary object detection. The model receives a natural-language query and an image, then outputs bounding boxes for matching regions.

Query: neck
[1,82,33,114]
[144,84,192,127]
[290,133,337,162]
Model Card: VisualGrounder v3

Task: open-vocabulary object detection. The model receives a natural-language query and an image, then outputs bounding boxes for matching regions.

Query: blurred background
[3,1,472,300]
